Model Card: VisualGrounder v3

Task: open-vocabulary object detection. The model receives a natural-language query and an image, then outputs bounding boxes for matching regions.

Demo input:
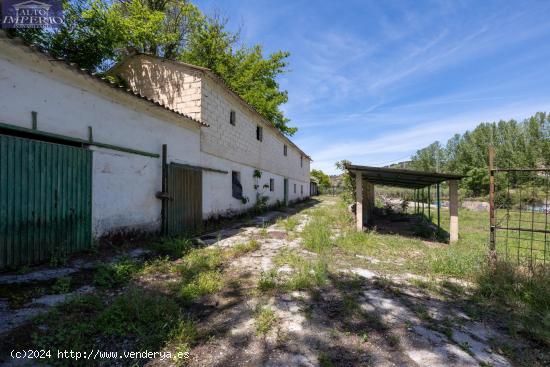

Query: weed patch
[93,258,141,288]
[474,261,550,346]
[230,239,260,257]
[255,306,277,335]
[180,270,223,304]
[33,289,197,365]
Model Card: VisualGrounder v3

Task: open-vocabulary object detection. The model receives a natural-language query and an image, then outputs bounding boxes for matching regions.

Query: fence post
[489,146,496,254]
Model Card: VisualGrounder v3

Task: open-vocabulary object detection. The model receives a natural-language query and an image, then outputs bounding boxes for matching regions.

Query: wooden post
[489,146,496,252]
[356,172,363,231]
[449,180,459,243]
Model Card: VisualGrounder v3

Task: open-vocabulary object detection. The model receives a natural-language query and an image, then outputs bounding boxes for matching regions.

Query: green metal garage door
[0,134,92,269]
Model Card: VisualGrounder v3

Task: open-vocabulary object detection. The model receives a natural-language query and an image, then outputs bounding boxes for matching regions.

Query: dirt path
[158,198,513,367]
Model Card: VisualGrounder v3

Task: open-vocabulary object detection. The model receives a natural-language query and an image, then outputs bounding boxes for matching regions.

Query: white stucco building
[0,32,311,269]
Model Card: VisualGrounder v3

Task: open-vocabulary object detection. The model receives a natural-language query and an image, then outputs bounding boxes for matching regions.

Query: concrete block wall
[200,78,310,184]
[114,56,203,121]
[114,55,311,184]
[111,54,312,217]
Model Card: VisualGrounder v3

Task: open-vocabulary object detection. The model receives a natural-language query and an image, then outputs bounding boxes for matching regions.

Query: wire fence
[490,167,550,267]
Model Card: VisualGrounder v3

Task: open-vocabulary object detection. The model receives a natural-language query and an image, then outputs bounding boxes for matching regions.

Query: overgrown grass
[176,247,224,303]
[93,258,142,288]
[257,269,278,292]
[33,289,197,366]
[474,261,550,346]
[180,270,224,304]
[229,239,260,257]
[301,209,334,253]
[277,215,300,232]
[274,248,328,291]
[152,237,194,258]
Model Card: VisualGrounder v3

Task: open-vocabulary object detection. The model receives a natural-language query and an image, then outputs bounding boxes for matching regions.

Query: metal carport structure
[345,164,464,243]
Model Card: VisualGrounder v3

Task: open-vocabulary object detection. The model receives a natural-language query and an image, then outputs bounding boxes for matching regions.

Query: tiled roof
[0,31,207,127]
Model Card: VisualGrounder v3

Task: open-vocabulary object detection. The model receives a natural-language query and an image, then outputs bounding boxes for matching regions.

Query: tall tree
[7,0,295,135]
[179,16,295,135]
[310,169,331,191]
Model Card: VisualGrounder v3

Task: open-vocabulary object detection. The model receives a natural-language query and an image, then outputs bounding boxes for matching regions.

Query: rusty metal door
[163,163,202,236]
[0,134,92,269]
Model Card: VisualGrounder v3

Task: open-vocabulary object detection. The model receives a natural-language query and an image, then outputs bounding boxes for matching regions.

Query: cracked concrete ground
[161,198,513,367]
[0,198,523,366]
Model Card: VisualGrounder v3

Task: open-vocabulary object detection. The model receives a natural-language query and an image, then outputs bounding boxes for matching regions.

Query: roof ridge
[0,31,207,127]
[123,53,311,160]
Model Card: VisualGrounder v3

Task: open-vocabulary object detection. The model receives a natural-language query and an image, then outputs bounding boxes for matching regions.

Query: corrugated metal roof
[346,164,464,189]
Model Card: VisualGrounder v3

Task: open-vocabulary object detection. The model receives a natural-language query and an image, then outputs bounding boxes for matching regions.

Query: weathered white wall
[114,55,312,185]
[114,55,312,219]
[0,39,202,237]
[200,78,310,184]
[200,152,309,218]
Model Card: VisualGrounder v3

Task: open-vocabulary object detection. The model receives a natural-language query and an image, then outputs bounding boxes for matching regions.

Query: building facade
[110,55,311,218]
[0,32,310,269]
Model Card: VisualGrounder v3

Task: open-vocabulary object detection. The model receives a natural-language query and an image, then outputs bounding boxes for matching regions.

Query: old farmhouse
[0,32,311,269]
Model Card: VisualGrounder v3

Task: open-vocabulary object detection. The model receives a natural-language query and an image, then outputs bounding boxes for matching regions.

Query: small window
[301,185,303,194]
[294,183,296,193]
[232,171,242,199]
[300,155,303,167]
[256,125,263,141]
[283,145,287,156]
[270,178,274,192]
[230,110,236,125]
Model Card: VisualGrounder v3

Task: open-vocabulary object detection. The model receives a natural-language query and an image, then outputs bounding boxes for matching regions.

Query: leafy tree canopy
[310,169,331,190]
[409,112,549,196]
[8,0,296,135]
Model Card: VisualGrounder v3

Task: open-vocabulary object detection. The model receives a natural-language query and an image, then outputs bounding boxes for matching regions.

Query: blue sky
[194,0,550,175]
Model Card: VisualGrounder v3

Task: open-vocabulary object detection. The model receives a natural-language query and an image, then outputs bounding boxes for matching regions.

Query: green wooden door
[0,134,92,269]
[163,163,202,236]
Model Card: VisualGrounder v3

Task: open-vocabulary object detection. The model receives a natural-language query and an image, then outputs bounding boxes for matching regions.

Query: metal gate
[489,149,549,267]
[0,134,92,269]
[163,163,202,236]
